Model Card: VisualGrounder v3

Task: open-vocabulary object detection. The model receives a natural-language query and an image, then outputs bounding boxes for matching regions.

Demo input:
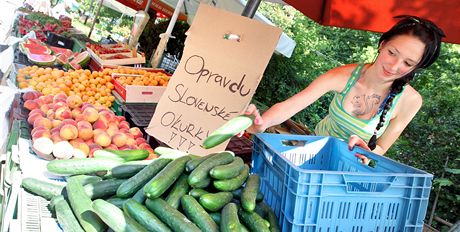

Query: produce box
[86,45,145,66]
[251,133,433,232]
[112,72,169,103]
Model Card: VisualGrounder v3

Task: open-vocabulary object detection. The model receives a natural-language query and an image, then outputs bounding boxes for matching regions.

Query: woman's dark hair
[368,15,445,150]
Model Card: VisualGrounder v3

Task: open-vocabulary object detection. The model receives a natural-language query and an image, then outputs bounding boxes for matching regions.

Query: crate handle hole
[281,139,307,147]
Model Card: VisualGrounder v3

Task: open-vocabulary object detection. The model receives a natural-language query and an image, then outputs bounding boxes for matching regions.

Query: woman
[244,16,445,155]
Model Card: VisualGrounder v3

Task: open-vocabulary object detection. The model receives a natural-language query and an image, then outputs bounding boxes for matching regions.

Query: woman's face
[376,34,426,81]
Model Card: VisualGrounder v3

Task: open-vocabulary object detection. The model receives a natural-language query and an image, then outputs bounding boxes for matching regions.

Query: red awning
[115,0,187,21]
[284,0,460,44]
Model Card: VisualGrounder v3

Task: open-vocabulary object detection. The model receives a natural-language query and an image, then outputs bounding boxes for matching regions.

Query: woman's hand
[348,135,371,151]
[237,104,265,136]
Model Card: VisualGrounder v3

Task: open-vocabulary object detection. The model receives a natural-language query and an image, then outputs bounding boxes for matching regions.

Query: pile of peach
[16,66,116,108]
[113,70,170,87]
[23,91,155,160]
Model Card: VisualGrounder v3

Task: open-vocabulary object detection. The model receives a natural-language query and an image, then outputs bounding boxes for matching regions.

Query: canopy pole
[88,0,104,38]
[84,0,96,25]
[241,0,261,18]
[144,0,153,12]
[150,0,184,68]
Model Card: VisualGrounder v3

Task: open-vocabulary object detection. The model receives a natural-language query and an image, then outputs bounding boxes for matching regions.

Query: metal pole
[150,0,185,68]
[84,0,96,25]
[241,0,261,18]
[88,0,104,38]
[144,0,153,12]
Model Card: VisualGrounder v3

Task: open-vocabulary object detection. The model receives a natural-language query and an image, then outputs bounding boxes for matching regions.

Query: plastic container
[251,133,433,232]
[46,33,74,49]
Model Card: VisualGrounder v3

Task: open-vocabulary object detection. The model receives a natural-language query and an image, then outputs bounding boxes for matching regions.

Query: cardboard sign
[146,4,281,155]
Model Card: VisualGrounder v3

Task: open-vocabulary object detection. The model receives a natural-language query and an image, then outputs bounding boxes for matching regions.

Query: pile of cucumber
[21,148,280,232]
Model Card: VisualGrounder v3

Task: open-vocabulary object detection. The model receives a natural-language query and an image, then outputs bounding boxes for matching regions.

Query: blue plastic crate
[251,133,433,232]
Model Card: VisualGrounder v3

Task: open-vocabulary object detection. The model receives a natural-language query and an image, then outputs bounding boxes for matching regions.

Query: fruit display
[23,91,155,160]
[114,71,170,87]
[16,12,71,42]
[86,43,146,66]
[16,66,115,107]
[21,149,280,231]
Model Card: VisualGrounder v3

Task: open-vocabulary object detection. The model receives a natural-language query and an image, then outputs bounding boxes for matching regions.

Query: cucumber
[165,174,190,209]
[191,175,211,188]
[93,149,126,162]
[123,199,172,232]
[209,212,221,225]
[103,149,149,161]
[154,146,189,159]
[181,195,219,232]
[199,192,233,212]
[116,158,171,198]
[202,115,253,149]
[241,174,260,212]
[21,177,64,200]
[231,188,264,202]
[111,160,152,178]
[210,156,245,180]
[47,158,123,175]
[84,178,126,199]
[238,207,270,232]
[144,156,191,199]
[188,151,234,187]
[66,176,107,232]
[106,197,129,208]
[221,203,242,232]
[188,188,209,199]
[185,153,217,172]
[49,195,85,232]
[257,202,281,232]
[145,198,201,232]
[92,199,147,232]
[70,175,103,185]
[213,164,249,191]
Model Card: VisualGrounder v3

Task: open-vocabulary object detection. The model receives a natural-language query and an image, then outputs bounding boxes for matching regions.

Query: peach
[92,119,108,130]
[51,119,62,128]
[52,102,67,111]
[46,109,55,118]
[115,116,126,122]
[71,108,82,119]
[94,131,111,147]
[82,107,99,123]
[126,137,137,146]
[84,138,94,145]
[50,127,61,135]
[31,126,47,135]
[60,124,78,140]
[50,132,64,143]
[93,128,105,136]
[78,126,94,140]
[135,137,147,145]
[32,129,51,141]
[61,119,77,127]
[33,117,52,130]
[138,143,151,150]
[111,132,128,147]
[53,93,68,103]
[106,125,119,137]
[39,103,51,113]
[32,137,54,160]
[129,127,143,139]
[43,94,54,104]
[69,138,84,146]
[22,91,41,101]
[72,141,90,158]
[52,141,73,159]
[105,144,119,150]
[27,112,44,125]
[81,103,95,111]
[88,143,102,158]
[55,107,72,120]
[77,120,92,128]
[119,121,130,130]
[74,114,85,122]
[24,100,39,111]
[34,98,46,107]
[29,108,45,117]
[66,95,83,109]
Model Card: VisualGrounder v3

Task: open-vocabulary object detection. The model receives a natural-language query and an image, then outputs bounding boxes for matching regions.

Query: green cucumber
[154,146,189,159]
[257,202,281,232]
[70,175,103,185]
[209,212,221,225]
[185,153,218,172]
[221,203,242,232]
[123,199,172,232]
[213,164,249,191]
[145,198,201,232]
[49,195,84,232]
[84,178,126,199]
[92,199,147,232]
[238,207,270,232]
[191,175,211,188]
[103,149,149,161]
[188,151,234,186]
[116,158,171,198]
[21,177,64,200]
[189,188,209,199]
[66,176,107,232]
[202,115,253,149]
[241,174,260,212]
[111,160,152,178]
[144,156,191,199]
[47,158,123,175]
[210,156,245,180]
[93,149,126,162]
[181,195,219,232]
[199,192,233,212]
[165,174,190,209]
[231,188,264,202]
[106,197,128,208]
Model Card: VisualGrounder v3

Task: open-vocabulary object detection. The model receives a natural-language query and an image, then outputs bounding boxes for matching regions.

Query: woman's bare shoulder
[319,63,359,91]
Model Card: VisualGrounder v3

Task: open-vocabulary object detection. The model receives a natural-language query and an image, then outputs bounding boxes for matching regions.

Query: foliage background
[256,3,460,230]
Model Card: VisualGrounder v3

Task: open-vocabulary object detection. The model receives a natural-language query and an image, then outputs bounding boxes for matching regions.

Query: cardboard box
[86,47,145,66]
[112,73,167,103]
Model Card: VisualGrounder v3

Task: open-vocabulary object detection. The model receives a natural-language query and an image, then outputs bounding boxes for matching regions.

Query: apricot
[60,124,78,140]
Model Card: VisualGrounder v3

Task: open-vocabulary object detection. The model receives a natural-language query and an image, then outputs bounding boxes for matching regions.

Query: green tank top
[314,64,404,142]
